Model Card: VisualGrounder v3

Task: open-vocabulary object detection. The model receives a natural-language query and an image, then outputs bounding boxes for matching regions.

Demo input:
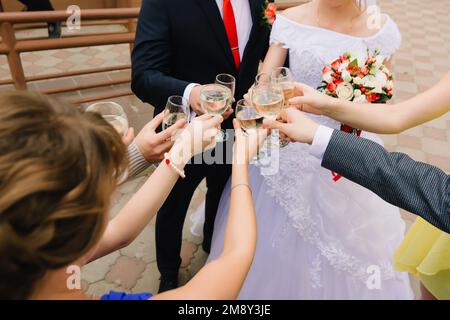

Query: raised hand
[288,83,335,115]
[233,119,267,165]
[170,114,223,163]
[188,85,204,116]
[263,108,319,145]
[135,112,186,162]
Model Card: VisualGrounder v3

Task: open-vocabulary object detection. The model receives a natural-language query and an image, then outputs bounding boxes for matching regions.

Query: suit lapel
[194,0,236,70]
[241,0,265,69]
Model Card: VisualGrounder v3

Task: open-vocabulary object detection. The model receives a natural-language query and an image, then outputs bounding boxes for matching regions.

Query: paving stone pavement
[0,0,448,299]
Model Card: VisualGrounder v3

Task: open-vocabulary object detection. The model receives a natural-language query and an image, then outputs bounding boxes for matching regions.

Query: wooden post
[0,22,27,90]
[126,0,138,53]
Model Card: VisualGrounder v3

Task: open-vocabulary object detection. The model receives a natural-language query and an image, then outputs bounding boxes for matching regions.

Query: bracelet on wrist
[164,153,186,178]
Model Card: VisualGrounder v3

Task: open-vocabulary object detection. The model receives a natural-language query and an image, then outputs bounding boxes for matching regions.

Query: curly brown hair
[0,92,127,299]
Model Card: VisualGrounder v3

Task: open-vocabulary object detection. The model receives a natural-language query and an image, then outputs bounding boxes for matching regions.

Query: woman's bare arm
[84,115,222,263]
[293,71,450,134]
[153,121,266,300]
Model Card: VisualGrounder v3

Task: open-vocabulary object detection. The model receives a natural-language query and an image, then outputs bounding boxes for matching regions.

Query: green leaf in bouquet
[348,59,358,67]
[375,95,391,104]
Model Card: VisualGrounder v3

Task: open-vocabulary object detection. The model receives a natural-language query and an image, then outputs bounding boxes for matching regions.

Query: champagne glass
[215,73,236,100]
[252,73,284,121]
[162,95,190,131]
[236,99,265,162]
[86,101,129,136]
[215,73,236,140]
[236,99,264,132]
[271,67,294,148]
[200,83,232,142]
[251,73,284,151]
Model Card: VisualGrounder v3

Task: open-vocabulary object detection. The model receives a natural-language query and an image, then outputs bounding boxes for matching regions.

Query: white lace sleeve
[366,15,402,59]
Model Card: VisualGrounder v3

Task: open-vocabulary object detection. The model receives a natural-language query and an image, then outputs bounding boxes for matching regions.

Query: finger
[157,118,186,141]
[293,82,312,96]
[233,118,243,133]
[276,110,289,123]
[262,118,285,131]
[149,112,165,130]
[222,107,234,119]
[122,127,135,146]
[288,96,307,106]
[204,114,223,128]
[195,113,215,121]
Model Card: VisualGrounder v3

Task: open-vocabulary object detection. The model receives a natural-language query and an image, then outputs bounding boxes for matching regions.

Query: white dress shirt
[309,125,334,160]
[183,0,253,114]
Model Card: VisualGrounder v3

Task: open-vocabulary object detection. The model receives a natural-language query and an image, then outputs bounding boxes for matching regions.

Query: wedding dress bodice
[270,13,401,129]
[257,14,404,284]
[271,14,402,84]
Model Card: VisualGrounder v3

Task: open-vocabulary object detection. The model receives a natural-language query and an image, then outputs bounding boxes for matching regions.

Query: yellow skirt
[394,217,450,300]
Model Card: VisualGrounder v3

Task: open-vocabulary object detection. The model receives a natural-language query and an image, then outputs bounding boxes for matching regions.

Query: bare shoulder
[281,2,313,23]
[355,10,390,35]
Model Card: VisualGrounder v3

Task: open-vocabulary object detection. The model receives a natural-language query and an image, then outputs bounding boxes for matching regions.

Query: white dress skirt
[197,13,414,299]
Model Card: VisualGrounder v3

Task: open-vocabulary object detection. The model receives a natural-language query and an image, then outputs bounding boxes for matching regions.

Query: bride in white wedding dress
[195,0,414,299]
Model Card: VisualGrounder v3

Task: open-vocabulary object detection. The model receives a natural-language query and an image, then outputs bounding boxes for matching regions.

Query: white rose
[353,94,368,104]
[354,89,362,97]
[370,86,384,94]
[341,69,352,83]
[336,83,354,101]
[363,75,377,88]
[353,76,364,86]
[323,71,333,83]
[375,71,388,88]
[375,55,385,68]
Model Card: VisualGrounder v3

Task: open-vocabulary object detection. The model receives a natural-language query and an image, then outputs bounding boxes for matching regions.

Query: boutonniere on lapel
[261,0,277,29]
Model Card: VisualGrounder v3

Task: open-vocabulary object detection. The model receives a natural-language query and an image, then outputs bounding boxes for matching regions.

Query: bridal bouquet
[318,49,394,135]
[318,50,394,181]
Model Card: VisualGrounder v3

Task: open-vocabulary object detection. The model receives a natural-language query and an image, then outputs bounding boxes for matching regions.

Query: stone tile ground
[0,0,448,299]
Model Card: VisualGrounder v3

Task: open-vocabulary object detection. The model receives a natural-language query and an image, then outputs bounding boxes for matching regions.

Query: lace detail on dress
[310,254,323,289]
[263,13,403,283]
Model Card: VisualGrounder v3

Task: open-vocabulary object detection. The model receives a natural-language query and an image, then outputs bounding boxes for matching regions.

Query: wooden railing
[0,2,304,104]
[0,8,139,103]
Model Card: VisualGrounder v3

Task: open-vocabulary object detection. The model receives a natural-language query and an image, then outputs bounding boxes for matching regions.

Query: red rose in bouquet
[318,49,394,180]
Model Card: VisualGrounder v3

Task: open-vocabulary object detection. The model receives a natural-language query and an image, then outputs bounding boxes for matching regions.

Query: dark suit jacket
[322,130,450,233]
[131,0,270,129]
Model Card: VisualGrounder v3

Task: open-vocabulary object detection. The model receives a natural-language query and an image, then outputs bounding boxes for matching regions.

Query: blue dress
[101,291,153,300]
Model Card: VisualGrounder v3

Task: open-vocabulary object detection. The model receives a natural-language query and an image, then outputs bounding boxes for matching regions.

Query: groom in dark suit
[131,0,270,292]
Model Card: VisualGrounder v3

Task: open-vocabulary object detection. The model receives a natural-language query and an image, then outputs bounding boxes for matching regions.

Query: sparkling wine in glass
[200,83,232,142]
[236,99,264,131]
[162,95,190,131]
[252,73,284,151]
[271,67,295,103]
[271,67,294,147]
[215,74,236,140]
[236,99,265,162]
[252,74,284,120]
[86,101,129,136]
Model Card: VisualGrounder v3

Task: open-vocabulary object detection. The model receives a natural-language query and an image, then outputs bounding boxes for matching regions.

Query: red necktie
[223,0,240,69]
